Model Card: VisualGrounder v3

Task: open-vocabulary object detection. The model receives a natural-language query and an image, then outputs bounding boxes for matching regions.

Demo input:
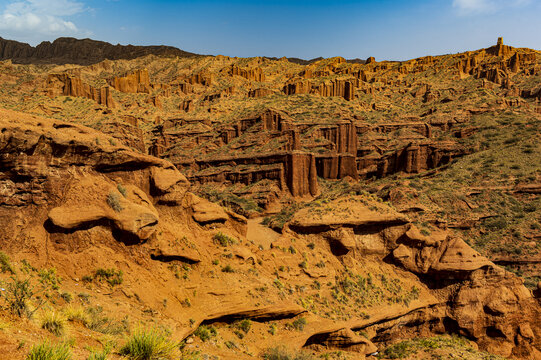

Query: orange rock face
[108,68,151,93]
[47,73,115,108]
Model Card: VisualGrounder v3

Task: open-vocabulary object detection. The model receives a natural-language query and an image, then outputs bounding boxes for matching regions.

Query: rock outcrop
[47,73,115,108]
[48,176,159,241]
[0,36,197,65]
[108,69,151,93]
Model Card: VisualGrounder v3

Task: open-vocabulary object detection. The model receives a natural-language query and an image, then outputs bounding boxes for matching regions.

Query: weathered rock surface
[48,176,159,241]
[47,73,115,108]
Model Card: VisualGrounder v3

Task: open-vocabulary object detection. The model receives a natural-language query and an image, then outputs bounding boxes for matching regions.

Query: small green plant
[26,340,71,360]
[106,192,123,212]
[234,319,251,333]
[268,324,277,335]
[117,184,127,197]
[87,351,108,360]
[85,306,129,335]
[213,232,236,246]
[3,277,33,317]
[41,310,66,336]
[60,292,72,303]
[221,265,235,273]
[119,328,178,360]
[38,268,62,290]
[0,251,15,274]
[93,268,123,286]
[193,325,217,342]
[288,317,307,331]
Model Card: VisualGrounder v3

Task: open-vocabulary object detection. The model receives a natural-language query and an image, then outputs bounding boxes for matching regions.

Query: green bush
[213,232,236,247]
[93,268,123,286]
[26,341,71,360]
[221,265,235,273]
[234,319,251,333]
[117,184,127,197]
[0,251,14,274]
[193,325,217,342]
[119,328,178,360]
[106,192,123,212]
[4,277,33,317]
[288,317,307,331]
[38,268,62,290]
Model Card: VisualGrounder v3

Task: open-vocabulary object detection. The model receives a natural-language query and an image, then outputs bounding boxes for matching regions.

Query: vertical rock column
[286,152,318,197]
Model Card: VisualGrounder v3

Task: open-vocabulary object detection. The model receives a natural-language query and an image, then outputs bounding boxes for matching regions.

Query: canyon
[0,37,539,360]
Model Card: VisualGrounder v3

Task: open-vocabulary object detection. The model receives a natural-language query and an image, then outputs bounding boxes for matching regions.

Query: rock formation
[0,36,198,65]
[47,73,115,108]
[108,69,151,93]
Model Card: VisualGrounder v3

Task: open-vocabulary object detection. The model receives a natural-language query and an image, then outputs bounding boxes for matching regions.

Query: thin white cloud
[0,0,90,43]
[453,0,532,15]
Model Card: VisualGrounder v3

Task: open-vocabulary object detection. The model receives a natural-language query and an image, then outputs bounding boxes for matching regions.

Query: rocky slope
[0,37,199,65]
[0,37,539,359]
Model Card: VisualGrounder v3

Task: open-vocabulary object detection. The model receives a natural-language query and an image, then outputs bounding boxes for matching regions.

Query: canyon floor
[0,36,539,359]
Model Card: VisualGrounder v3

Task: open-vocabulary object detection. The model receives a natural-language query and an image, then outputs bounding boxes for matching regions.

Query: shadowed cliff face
[0,37,199,65]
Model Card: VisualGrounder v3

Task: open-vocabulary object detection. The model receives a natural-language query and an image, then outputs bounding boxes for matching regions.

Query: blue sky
[0,0,540,60]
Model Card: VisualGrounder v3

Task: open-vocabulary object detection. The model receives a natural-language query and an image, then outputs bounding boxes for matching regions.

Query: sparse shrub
[93,268,123,286]
[268,324,277,335]
[379,335,472,359]
[273,279,284,289]
[63,306,89,325]
[262,203,302,232]
[119,328,178,360]
[3,277,33,317]
[234,319,251,333]
[106,192,123,212]
[213,232,236,247]
[117,184,127,197]
[86,306,129,335]
[77,293,91,303]
[87,351,108,360]
[0,251,14,274]
[263,346,315,360]
[221,265,235,273]
[26,340,71,360]
[483,216,508,230]
[298,261,307,269]
[288,317,307,331]
[38,268,62,290]
[194,325,217,342]
[41,311,66,336]
[60,292,72,303]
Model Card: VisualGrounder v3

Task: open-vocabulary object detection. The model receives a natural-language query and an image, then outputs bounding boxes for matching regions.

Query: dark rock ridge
[0,37,198,65]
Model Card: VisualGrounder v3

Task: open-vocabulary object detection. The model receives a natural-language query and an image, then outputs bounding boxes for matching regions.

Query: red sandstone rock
[47,73,115,108]
[108,69,151,93]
